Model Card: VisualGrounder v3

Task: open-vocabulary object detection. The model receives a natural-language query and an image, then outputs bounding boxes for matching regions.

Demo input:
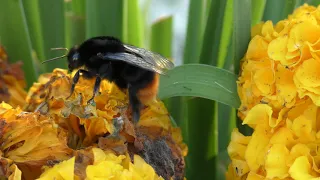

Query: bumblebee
[43,36,174,123]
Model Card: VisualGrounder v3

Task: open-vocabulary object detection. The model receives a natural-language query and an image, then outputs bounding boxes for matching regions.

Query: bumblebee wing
[100,52,165,74]
[124,44,174,72]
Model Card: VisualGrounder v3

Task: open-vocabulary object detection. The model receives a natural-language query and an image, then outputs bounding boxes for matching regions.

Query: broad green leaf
[39,0,67,71]
[159,64,240,109]
[0,0,37,87]
[86,0,124,39]
[251,0,266,26]
[123,0,144,47]
[183,0,207,64]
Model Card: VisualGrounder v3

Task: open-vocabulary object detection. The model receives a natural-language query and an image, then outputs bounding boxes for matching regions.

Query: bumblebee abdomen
[136,73,159,104]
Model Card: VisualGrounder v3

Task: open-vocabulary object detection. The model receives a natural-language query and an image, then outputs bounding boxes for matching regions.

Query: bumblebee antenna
[42,48,69,64]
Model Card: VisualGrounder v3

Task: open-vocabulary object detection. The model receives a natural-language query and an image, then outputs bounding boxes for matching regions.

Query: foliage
[0,0,311,179]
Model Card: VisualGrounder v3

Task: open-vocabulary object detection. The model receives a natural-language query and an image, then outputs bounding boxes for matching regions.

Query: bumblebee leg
[67,69,91,99]
[128,85,141,123]
[87,76,102,104]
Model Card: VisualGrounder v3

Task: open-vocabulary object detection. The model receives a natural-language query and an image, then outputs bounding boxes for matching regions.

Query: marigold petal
[245,125,271,171]
[265,144,290,179]
[243,104,272,126]
[246,171,265,180]
[8,164,22,180]
[268,35,288,62]
[292,115,313,139]
[230,159,250,177]
[288,20,320,52]
[275,64,296,106]
[37,157,75,180]
[269,127,294,147]
[253,68,275,95]
[289,156,317,180]
[246,36,269,60]
[295,58,320,88]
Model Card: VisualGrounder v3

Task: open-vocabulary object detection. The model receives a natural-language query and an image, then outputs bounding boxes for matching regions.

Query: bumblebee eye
[72,53,79,61]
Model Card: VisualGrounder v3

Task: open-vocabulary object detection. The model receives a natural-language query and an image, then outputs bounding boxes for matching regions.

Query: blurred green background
[0,0,319,179]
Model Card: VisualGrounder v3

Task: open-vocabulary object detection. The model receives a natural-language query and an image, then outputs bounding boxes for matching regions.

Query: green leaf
[159,64,240,108]
[233,0,251,75]
[283,0,304,18]
[183,0,207,64]
[199,0,227,65]
[262,0,300,23]
[150,16,173,58]
[123,0,144,47]
[307,0,320,6]
[0,0,37,87]
[86,0,124,39]
[186,98,216,179]
[21,0,46,69]
[217,0,233,68]
[39,0,67,71]
[64,0,86,48]
[233,0,252,135]
[251,0,266,26]
[149,15,184,126]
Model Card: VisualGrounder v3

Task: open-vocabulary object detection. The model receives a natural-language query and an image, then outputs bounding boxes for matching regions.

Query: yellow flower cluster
[0,46,27,108]
[228,4,320,179]
[0,66,187,179]
[38,148,164,180]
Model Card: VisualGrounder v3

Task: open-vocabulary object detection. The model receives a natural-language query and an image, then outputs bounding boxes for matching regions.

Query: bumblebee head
[67,46,84,71]
[41,46,84,72]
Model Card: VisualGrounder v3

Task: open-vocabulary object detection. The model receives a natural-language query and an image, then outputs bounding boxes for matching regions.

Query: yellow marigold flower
[0,46,27,108]
[237,3,320,122]
[0,102,73,179]
[38,148,165,180]
[5,67,187,179]
[227,99,320,179]
[37,157,75,180]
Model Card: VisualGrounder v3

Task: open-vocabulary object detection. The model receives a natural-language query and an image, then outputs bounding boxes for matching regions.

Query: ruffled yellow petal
[245,125,271,171]
[246,36,269,60]
[228,3,320,180]
[242,104,272,127]
[265,144,290,179]
[275,64,296,107]
[268,35,288,62]
[289,156,318,180]
[37,157,75,180]
[8,164,22,180]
